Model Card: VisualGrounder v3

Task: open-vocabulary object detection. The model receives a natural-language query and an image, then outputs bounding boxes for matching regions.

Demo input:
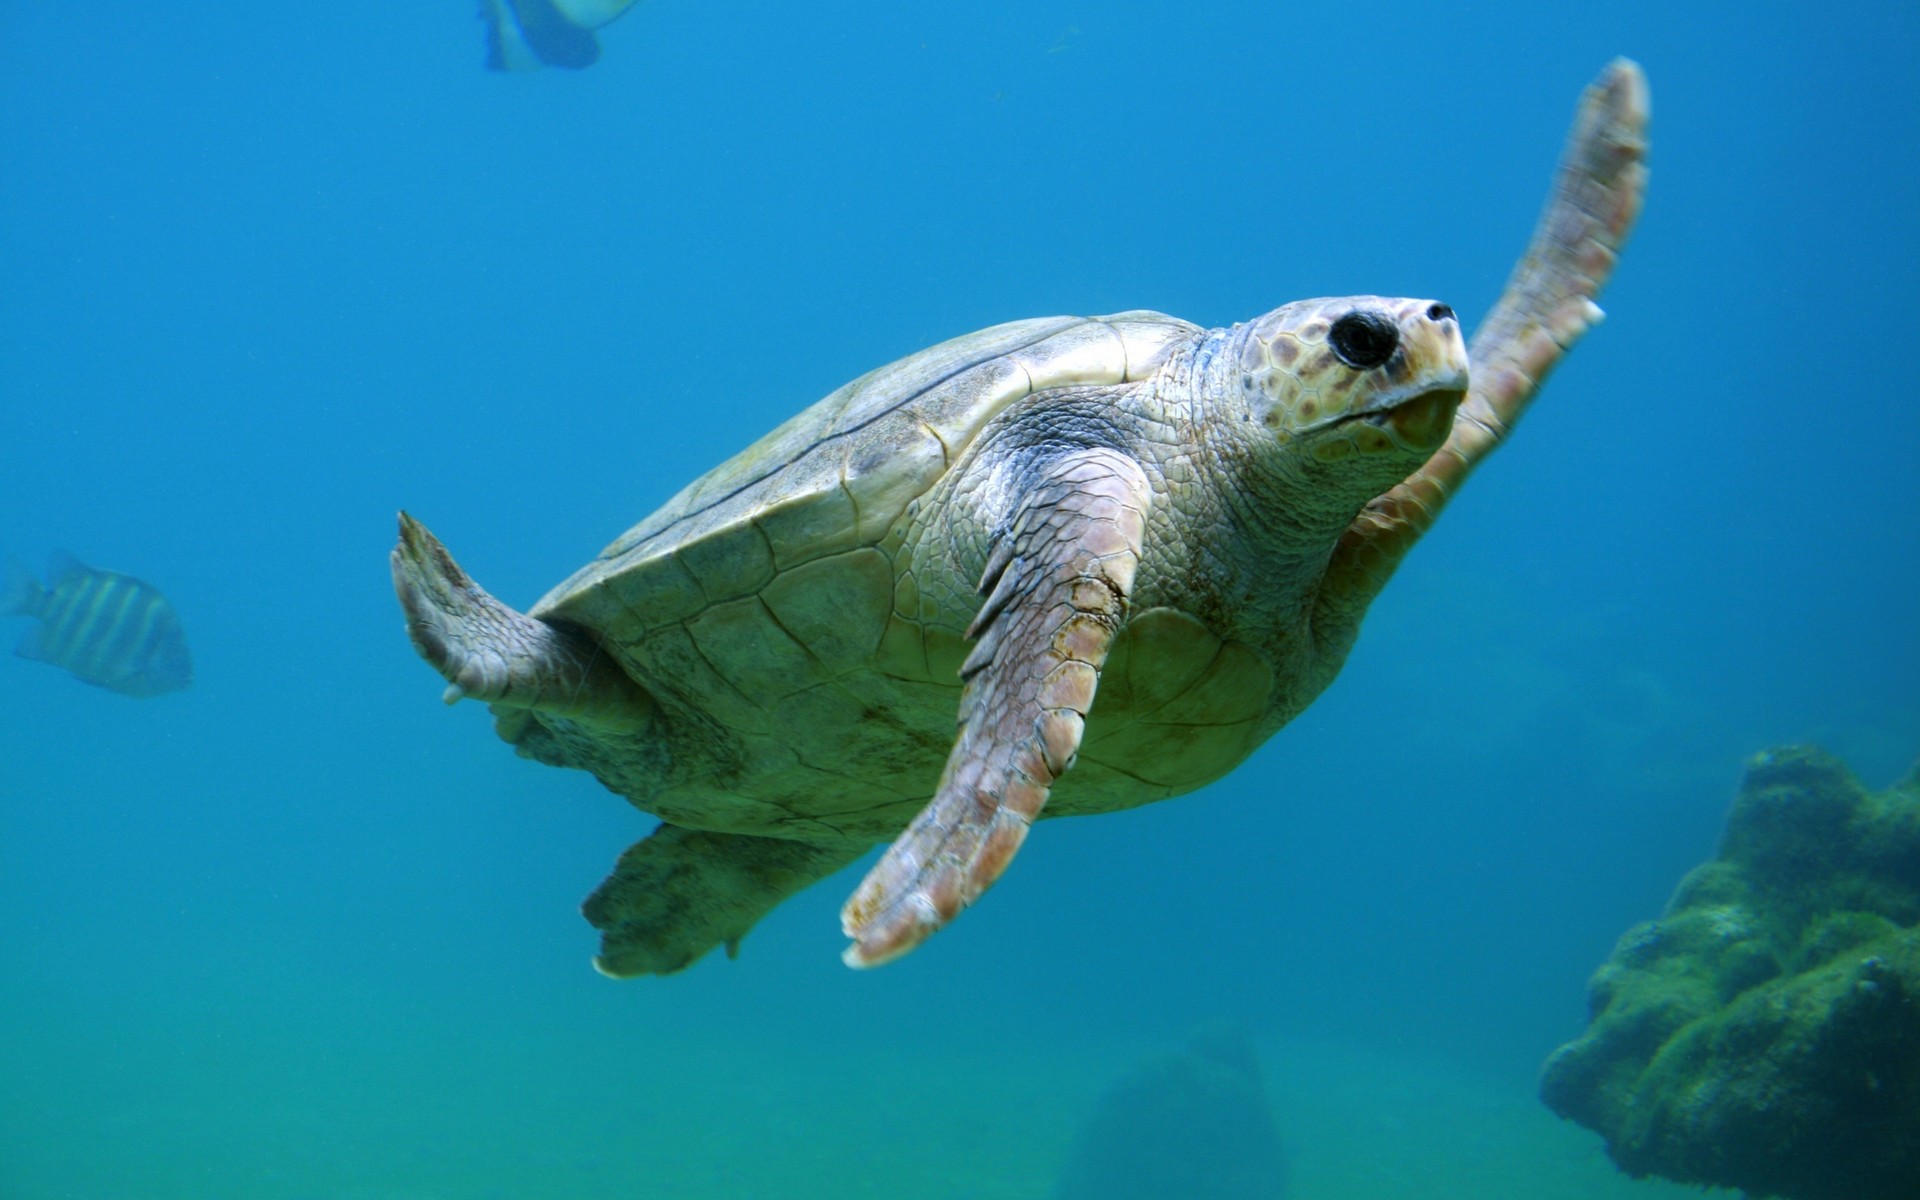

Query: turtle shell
[532,311,1197,639]
[498,310,1201,834]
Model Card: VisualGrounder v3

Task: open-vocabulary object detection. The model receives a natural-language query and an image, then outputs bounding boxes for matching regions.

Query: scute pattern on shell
[388,58,1651,978]
[530,311,1199,639]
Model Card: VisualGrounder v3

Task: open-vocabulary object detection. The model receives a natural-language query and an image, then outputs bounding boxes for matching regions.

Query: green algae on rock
[1541,746,1920,1200]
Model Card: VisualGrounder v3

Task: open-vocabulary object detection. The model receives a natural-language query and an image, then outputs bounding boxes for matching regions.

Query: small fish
[2,553,192,698]
[479,0,644,72]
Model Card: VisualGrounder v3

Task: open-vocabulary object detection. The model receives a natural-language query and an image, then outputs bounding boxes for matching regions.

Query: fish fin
[2,559,43,617]
[553,0,643,27]
[85,669,186,699]
[506,0,602,69]
[14,624,55,663]
[479,0,543,71]
[45,550,89,584]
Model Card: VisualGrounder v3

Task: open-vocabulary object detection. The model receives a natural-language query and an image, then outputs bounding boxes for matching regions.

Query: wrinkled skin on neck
[1124,295,1469,645]
[889,295,1468,814]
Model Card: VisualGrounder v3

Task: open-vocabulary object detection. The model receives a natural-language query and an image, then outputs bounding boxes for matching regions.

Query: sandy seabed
[1,990,1694,1200]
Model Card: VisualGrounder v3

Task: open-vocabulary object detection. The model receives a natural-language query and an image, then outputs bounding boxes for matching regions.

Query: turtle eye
[1328,311,1399,370]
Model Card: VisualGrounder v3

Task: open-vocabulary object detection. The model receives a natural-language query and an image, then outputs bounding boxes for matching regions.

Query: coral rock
[1541,746,1920,1200]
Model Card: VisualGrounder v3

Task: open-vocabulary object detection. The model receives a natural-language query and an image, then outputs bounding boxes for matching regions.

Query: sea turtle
[393,61,1648,976]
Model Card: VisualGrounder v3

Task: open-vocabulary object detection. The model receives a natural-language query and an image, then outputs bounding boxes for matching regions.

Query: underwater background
[2,2,1915,1196]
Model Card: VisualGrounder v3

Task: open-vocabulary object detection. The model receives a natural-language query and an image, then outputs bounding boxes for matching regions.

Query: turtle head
[1233,296,1468,467]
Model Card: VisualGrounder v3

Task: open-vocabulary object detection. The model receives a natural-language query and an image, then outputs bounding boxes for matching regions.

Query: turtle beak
[1369,383,1466,452]
[1359,301,1469,451]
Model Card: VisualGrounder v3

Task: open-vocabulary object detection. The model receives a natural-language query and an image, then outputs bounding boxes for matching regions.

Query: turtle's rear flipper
[585,826,863,977]
[391,512,648,725]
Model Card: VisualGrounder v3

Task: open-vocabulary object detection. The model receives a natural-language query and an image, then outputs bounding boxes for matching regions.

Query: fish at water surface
[2,554,192,698]
[479,0,643,71]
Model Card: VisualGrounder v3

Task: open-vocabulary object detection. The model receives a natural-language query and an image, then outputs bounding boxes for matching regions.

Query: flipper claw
[840,448,1152,966]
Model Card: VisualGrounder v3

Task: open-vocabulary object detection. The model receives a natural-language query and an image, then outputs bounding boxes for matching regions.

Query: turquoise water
[3,3,1916,1196]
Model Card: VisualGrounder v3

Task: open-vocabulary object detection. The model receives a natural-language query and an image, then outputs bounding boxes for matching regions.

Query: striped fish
[2,553,192,698]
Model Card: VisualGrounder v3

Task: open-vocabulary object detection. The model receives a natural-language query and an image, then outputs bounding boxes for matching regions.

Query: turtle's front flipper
[586,825,863,977]
[1317,60,1649,633]
[841,448,1152,967]
[1463,57,1648,448]
[391,512,649,726]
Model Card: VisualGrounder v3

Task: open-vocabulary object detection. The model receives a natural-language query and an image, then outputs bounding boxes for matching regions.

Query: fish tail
[479,0,530,72]
[482,0,603,71]
[2,559,43,617]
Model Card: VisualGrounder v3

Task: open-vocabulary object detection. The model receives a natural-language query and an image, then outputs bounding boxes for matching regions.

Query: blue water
[3,3,1915,1196]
